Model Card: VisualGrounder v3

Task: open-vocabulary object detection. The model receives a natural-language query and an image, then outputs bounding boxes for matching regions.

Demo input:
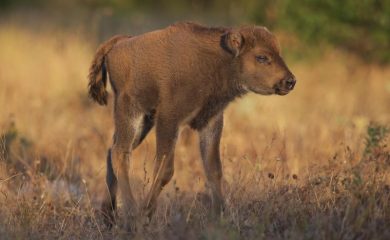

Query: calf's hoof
[101,201,116,229]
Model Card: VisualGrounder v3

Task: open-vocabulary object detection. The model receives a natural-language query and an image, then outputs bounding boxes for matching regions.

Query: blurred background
[1,0,390,185]
[0,1,390,238]
[1,0,390,191]
[1,0,389,62]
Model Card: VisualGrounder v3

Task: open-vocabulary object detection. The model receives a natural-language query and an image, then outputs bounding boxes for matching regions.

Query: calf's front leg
[199,113,224,215]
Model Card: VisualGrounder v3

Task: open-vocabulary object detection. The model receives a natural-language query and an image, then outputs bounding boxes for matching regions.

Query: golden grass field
[0,23,389,239]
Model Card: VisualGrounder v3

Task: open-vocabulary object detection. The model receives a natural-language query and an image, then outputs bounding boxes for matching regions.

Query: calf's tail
[88,35,130,105]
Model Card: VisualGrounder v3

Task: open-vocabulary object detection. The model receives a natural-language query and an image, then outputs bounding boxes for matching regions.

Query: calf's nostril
[286,78,296,90]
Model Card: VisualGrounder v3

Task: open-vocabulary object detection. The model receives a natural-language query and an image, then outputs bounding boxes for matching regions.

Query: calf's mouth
[274,87,290,95]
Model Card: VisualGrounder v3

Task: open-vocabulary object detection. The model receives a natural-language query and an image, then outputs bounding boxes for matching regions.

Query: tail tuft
[88,54,108,105]
[88,35,130,105]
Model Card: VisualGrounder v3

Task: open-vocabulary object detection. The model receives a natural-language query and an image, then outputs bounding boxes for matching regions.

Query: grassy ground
[0,23,389,239]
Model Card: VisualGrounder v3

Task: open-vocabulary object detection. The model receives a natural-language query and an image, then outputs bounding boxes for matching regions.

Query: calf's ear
[221,31,244,57]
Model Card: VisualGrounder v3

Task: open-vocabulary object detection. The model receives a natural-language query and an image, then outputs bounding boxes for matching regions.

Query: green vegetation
[0,1,389,239]
[259,0,390,64]
[364,122,389,160]
[1,0,389,63]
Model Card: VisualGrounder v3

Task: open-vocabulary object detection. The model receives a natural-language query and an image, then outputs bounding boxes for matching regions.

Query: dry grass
[0,23,389,239]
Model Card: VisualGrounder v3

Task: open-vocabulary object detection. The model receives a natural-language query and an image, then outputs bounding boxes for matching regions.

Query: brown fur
[88,35,131,105]
[88,21,296,229]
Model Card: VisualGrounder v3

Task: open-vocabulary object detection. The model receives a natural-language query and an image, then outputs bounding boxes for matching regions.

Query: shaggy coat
[88,21,296,229]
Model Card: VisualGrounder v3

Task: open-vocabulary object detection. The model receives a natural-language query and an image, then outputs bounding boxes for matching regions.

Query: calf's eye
[255,55,269,63]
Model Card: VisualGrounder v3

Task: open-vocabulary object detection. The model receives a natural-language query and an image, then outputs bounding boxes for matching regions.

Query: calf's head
[222,26,296,95]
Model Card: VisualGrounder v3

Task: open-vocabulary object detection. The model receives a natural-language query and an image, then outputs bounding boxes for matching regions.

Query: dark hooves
[101,203,116,229]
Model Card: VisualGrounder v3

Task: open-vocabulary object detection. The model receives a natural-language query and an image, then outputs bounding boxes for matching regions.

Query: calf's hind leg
[102,111,155,227]
[101,148,117,227]
[132,111,155,149]
[144,115,178,218]
[101,95,143,230]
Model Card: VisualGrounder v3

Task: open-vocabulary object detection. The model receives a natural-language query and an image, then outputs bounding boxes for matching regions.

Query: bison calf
[88,21,296,228]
